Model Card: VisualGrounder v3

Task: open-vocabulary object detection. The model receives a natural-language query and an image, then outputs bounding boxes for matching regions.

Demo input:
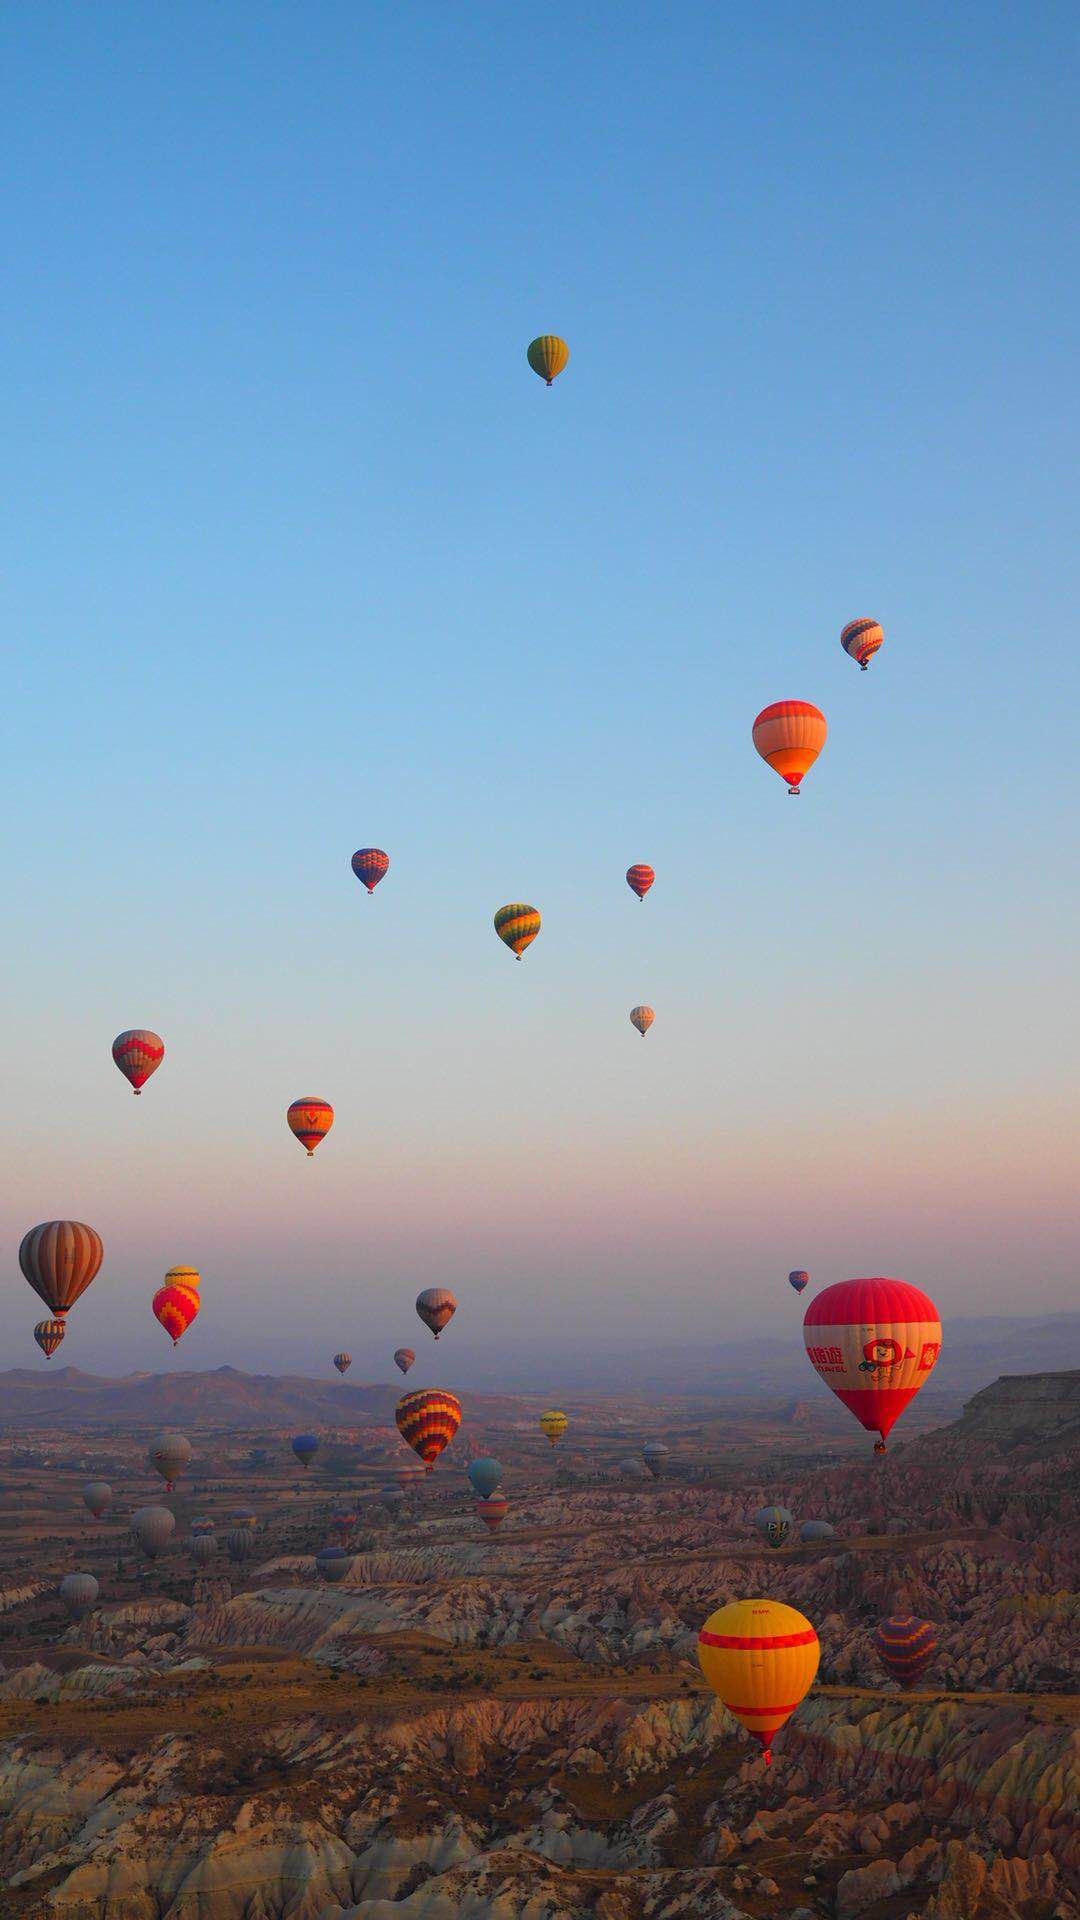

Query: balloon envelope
[153,1282,200,1346]
[191,1532,217,1564]
[131,1505,175,1560]
[540,1410,568,1446]
[698,1597,819,1763]
[803,1277,942,1450]
[416,1287,457,1338]
[394,1348,415,1375]
[526,334,569,384]
[148,1431,192,1490]
[467,1457,503,1499]
[630,1005,654,1037]
[789,1270,810,1294]
[111,1028,165,1093]
[752,700,827,794]
[333,1352,352,1375]
[874,1614,937,1688]
[19,1221,103,1318]
[753,1504,793,1547]
[287,1098,334,1156]
[841,617,884,670]
[316,1546,352,1584]
[34,1318,66,1358]
[626,863,655,901]
[59,1572,99,1620]
[799,1519,836,1543]
[642,1441,669,1478]
[351,847,390,892]
[82,1481,112,1520]
[477,1493,508,1532]
[494,903,541,959]
[395,1389,462,1468]
[226,1526,256,1564]
[291,1434,320,1467]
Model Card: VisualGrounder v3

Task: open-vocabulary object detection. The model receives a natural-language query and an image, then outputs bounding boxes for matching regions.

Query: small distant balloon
[789,1270,810,1294]
[59,1572,99,1621]
[841,617,884,671]
[619,1455,647,1480]
[191,1531,217,1565]
[291,1434,319,1468]
[874,1614,937,1688]
[34,1318,66,1358]
[394,1347,415,1376]
[351,847,390,894]
[630,1005,654,1038]
[540,1410,568,1447]
[148,1431,192,1492]
[752,701,827,795]
[526,334,569,385]
[287,1098,334,1157]
[82,1481,112,1520]
[416,1287,457,1339]
[229,1508,257,1531]
[477,1493,508,1533]
[753,1504,793,1548]
[315,1545,352,1584]
[467,1457,503,1500]
[799,1519,836,1543]
[131,1505,175,1560]
[111,1028,165,1094]
[626,864,655,902]
[226,1526,256,1564]
[332,1352,352,1376]
[494,903,541,960]
[642,1441,669,1478]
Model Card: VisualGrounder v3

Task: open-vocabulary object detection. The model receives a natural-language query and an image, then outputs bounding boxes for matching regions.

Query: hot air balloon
[379,1484,404,1513]
[803,1278,942,1453]
[799,1519,836,1543]
[351,847,390,893]
[416,1288,457,1339]
[752,701,827,795]
[841,618,884,672]
[494,903,541,960]
[191,1516,216,1535]
[789,1270,810,1294]
[642,1441,669,1479]
[291,1434,320,1468]
[753,1505,793,1548]
[333,1352,352,1376]
[394,1348,415,1376]
[396,1463,426,1490]
[477,1493,508,1533]
[315,1545,352,1584]
[191,1531,217,1565]
[619,1455,647,1480]
[152,1270,200,1346]
[698,1598,819,1764]
[630,1005,654,1037]
[467,1457,503,1500]
[395,1388,462,1469]
[874,1614,937,1688]
[131,1506,175,1560]
[147,1431,191,1492]
[329,1510,356,1543]
[59,1572,99,1621]
[540,1410,568,1447]
[111,1028,165,1094]
[626,864,655,902]
[82,1481,112,1520]
[34,1318,65,1358]
[287,1098,334,1157]
[19,1221,103,1320]
[526,335,569,385]
[226,1526,256,1564]
[229,1508,257,1531]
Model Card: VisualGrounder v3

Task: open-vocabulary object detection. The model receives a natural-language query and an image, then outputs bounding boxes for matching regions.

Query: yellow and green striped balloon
[526,335,569,386]
[494,903,541,960]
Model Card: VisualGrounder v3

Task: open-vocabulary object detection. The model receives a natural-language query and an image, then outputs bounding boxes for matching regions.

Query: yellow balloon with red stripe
[698,1597,819,1765]
[287,1097,334,1156]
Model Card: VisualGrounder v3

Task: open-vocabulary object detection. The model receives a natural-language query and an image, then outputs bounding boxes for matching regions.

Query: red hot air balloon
[626,864,655,902]
[476,1493,509,1532]
[287,1098,334,1157]
[394,1348,415,1375]
[873,1614,937,1688]
[152,1278,200,1346]
[752,701,827,794]
[19,1222,103,1321]
[111,1029,165,1094]
[395,1389,462,1469]
[351,848,390,894]
[789,1270,810,1294]
[803,1278,942,1453]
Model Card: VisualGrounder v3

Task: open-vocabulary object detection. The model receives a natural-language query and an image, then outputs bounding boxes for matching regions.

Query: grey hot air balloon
[226,1527,256,1565]
[642,1441,669,1479]
[191,1531,217,1565]
[59,1571,99,1620]
[753,1504,793,1548]
[81,1480,112,1520]
[394,1347,415,1375]
[316,1545,352,1584]
[147,1430,192,1492]
[415,1288,457,1338]
[131,1505,176,1560]
[799,1519,836,1543]
[619,1456,647,1480]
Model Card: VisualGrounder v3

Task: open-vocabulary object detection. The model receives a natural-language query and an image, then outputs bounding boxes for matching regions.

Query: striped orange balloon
[477,1493,509,1532]
[287,1098,334,1156]
[752,701,827,795]
[112,1028,165,1094]
[19,1221,103,1318]
[526,335,569,385]
[34,1318,66,1358]
[630,1005,654,1037]
[698,1597,819,1764]
[395,1388,462,1469]
[874,1614,937,1688]
[841,617,884,671]
[626,864,655,901]
[494,903,541,960]
[153,1282,200,1346]
[351,847,390,893]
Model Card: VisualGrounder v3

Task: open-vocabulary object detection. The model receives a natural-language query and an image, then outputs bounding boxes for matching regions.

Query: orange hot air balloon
[841,617,884,671]
[395,1388,462,1470]
[698,1597,819,1764]
[287,1098,334,1157]
[153,1278,200,1346]
[526,335,569,385]
[626,864,655,902]
[111,1028,165,1094]
[34,1318,66,1358]
[476,1493,509,1533]
[19,1221,103,1320]
[629,1005,654,1037]
[494,903,541,960]
[803,1277,942,1453]
[752,701,827,794]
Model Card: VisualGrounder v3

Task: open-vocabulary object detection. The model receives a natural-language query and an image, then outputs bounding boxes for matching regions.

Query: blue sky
[3,2,1078,1384]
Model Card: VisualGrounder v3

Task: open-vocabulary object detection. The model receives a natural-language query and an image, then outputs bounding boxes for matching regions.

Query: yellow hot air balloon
[540,1409,568,1447]
[526,335,569,386]
[698,1597,819,1765]
[630,1005,654,1037]
[164,1264,200,1294]
[494,903,541,960]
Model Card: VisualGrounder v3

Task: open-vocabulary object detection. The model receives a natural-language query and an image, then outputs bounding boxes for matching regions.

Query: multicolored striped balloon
[789,1269,810,1294]
[540,1409,568,1446]
[873,1614,937,1688]
[332,1352,352,1375]
[287,1098,334,1157]
[416,1287,457,1338]
[394,1347,415,1375]
[34,1318,66,1358]
[630,1004,654,1037]
[752,700,827,794]
[803,1277,942,1453]
[351,847,390,893]
[19,1221,103,1319]
[526,335,569,385]
[111,1028,165,1094]
[476,1493,509,1532]
[841,617,884,671]
[626,863,655,901]
[698,1597,819,1764]
[395,1388,462,1469]
[494,903,541,959]
[152,1279,200,1346]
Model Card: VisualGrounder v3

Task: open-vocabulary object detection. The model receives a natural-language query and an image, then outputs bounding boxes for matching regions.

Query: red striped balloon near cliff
[803,1278,942,1454]
[698,1598,819,1765]
[287,1098,334,1157]
[395,1388,462,1470]
[111,1029,165,1093]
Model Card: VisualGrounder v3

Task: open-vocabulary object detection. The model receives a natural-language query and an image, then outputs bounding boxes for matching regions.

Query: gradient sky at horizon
[3,2,1078,1383]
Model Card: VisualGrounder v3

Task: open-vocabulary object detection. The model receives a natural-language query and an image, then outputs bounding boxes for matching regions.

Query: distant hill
[0,1365,410,1431]
[910,1368,1080,1461]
